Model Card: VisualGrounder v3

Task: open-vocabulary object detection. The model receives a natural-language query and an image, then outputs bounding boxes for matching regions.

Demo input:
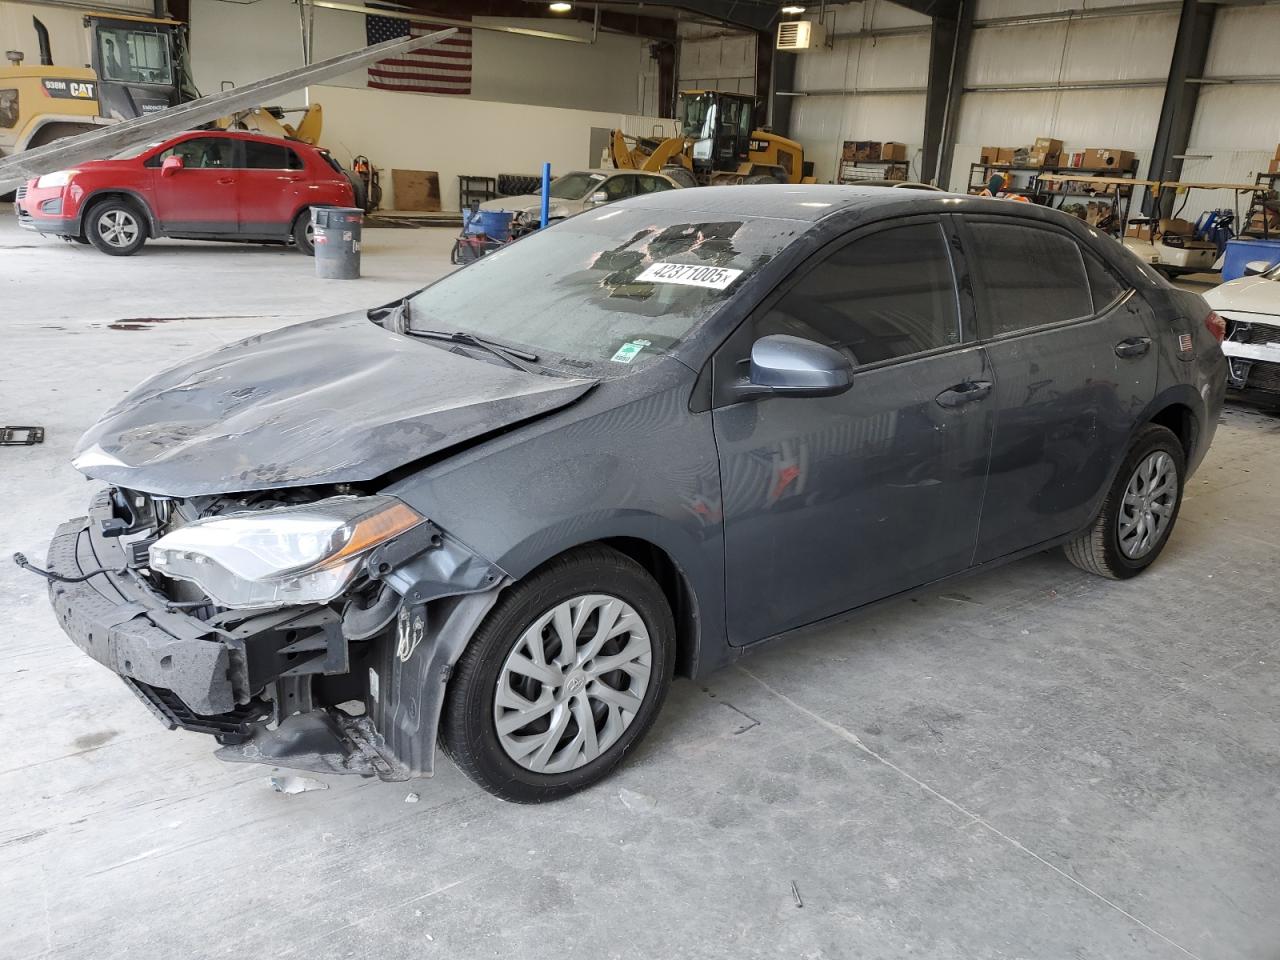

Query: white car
[1204,258,1280,399]
[480,169,681,230]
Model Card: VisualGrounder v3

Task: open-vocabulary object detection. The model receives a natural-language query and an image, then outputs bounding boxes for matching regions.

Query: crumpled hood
[73,312,596,496]
[1203,275,1280,320]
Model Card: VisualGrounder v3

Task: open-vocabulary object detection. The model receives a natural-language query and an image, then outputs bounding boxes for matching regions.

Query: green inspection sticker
[610,339,651,364]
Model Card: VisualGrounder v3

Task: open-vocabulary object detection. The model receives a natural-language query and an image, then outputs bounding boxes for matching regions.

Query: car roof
[618,182,1104,231]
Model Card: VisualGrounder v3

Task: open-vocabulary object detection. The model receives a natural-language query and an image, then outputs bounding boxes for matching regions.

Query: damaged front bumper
[45,489,507,781]
[1221,312,1280,393]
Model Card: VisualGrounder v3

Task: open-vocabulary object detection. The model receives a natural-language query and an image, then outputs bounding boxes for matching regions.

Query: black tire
[661,165,698,189]
[441,545,675,803]
[292,210,315,255]
[84,198,147,256]
[744,172,780,184]
[1063,423,1185,579]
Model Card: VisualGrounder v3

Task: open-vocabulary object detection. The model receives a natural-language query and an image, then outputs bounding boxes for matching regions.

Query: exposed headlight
[149,496,424,609]
[35,169,78,189]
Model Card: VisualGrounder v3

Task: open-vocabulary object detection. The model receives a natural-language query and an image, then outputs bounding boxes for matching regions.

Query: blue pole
[539,161,551,229]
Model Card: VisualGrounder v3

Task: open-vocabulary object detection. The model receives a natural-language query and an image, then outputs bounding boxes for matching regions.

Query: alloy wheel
[494,594,652,774]
[98,209,139,248]
[1117,450,1178,559]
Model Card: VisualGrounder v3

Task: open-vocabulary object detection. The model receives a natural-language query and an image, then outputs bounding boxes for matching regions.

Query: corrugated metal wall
[673,0,1280,222]
[951,0,1178,202]
[677,21,757,95]
[1179,5,1280,221]
[789,2,933,183]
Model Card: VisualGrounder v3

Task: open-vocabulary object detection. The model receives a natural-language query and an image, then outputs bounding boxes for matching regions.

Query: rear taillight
[1204,311,1225,343]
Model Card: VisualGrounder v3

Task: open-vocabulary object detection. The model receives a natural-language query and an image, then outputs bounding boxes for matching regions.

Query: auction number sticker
[636,262,743,290]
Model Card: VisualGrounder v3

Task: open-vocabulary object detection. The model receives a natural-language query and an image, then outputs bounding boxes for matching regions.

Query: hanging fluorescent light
[549,1,573,10]
[781,5,806,12]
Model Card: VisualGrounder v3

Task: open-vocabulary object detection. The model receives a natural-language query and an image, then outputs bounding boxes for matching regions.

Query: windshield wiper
[404,328,540,372]
[373,299,540,372]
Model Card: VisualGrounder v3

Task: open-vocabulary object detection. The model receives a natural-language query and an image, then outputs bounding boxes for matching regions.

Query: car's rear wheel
[1064,423,1185,579]
[292,210,316,256]
[441,545,675,802]
[85,199,147,256]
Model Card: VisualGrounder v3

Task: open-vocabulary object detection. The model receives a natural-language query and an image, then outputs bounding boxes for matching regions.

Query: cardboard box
[979,145,1000,164]
[1082,148,1135,171]
[1274,143,1280,160]
[1026,150,1061,168]
[880,141,907,162]
[995,147,1016,165]
[842,140,881,162]
[1269,157,1280,174]
[1126,221,1155,242]
[1033,137,1064,155]
[1066,152,1086,168]
[391,169,441,211]
[1160,218,1193,237]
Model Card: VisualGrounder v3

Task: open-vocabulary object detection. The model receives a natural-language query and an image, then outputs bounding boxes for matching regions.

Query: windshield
[406,207,799,372]
[98,27,173,86]
[680,94,712,138]
[547,172,606,201]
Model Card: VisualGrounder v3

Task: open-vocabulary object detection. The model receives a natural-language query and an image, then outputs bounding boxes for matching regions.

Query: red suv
[14,130,356,256]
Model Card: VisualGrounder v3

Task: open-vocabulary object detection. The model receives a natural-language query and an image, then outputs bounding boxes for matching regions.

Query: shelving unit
[968,160,1142,235]
[1244,171,1280,240]
[838,158,909,184]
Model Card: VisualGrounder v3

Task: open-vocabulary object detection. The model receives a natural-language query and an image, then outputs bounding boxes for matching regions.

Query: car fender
[76,186,158,235]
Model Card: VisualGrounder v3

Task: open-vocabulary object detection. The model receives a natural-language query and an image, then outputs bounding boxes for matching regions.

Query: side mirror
[1243,259,1273,277]
[738,334,854,399]
[589,190,609,205]
[160,155,184,177]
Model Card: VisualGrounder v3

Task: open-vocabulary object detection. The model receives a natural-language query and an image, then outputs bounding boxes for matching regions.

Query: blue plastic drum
[478,210,514,241]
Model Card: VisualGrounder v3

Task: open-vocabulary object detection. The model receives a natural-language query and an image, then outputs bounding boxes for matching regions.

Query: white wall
[787,2,932,183]
[188,0,654,114]
[312,82,674,211]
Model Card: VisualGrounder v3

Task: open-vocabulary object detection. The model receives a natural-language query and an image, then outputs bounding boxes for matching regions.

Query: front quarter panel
[383,357,730,675]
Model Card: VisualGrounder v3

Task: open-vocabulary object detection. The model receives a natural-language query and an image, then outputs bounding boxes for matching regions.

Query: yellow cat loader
[1,11,320,167]
[611,90,814,187]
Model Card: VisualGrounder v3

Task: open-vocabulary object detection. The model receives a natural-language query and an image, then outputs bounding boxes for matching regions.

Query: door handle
[277,175,303,182]
[1115,336,1152,358]
[935,380,993,408]
[216,177,236,185]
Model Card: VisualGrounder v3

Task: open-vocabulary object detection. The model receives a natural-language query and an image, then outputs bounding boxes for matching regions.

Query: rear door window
[967,221,1094,336]
[244,140,303,170]
[1084,251,1129,312]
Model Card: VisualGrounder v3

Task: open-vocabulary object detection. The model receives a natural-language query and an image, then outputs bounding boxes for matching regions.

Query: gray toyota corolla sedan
[36,186,1226,802]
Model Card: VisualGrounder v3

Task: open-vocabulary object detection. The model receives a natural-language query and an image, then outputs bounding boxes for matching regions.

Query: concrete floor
[2,213,1278,960]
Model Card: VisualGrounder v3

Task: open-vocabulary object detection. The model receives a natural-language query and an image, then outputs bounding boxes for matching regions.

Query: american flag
[366,12,472,96]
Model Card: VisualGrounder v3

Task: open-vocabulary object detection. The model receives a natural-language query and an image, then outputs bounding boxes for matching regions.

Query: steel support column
[770,51,797,139]
[1148,0,1216,214]
[922,0,972,187]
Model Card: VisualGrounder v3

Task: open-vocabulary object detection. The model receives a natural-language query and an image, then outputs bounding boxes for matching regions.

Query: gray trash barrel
[312,206,364,280]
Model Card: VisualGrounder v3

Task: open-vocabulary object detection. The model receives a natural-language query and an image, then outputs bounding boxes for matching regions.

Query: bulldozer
[1,9,321,162]
[610,90,814,187]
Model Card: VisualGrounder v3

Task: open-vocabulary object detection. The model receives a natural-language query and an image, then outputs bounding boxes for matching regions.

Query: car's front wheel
[1064,423,1185,579]
[85,199,147,256]
[441,545,675,802]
